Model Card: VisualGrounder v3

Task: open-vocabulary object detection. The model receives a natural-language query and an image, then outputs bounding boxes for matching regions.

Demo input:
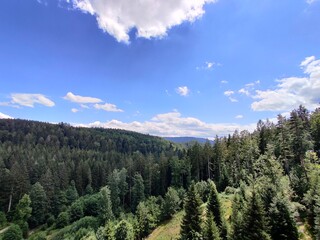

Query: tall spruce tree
[269,196,299,240]
[242,190,271,240]
[204,212,222,240]
[207,181,228,240]
[180,183,202,240]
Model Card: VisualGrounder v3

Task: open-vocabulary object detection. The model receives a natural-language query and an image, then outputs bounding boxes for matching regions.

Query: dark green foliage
[29,232,47,240]
[180,183,202,240]
[136,196,161,238]
[2,224,23,240]
[29,182,48,227]
[206,181,228,240]
[66,181,79,205]
[161,187,181,220]
[70,216,99,232]
[0,211,7,227]
[204,213,222,240]
[69,200,84,222]
[132,173,145,211]
[242,190,271,240]
[114,220,133,240]
[83,194,101,217]
[56,211,69,228]
[13,194,32,223]
[207,181,223,227]
[99,186,114,223]
[269,197,299,240]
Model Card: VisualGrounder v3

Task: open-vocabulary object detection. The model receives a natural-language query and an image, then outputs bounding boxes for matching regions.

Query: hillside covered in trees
[0,105,320,240]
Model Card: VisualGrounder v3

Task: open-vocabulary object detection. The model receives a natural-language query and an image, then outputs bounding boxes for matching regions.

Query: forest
[0,105,319,240]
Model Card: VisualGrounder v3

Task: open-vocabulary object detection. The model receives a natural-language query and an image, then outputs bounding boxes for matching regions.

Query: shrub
[2,224,23,240]
[56,211,69,228]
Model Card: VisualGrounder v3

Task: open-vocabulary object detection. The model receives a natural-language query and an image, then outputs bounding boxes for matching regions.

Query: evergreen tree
[204,212,221,240]
[269,196,299,240]
[132,173,145,211]
[66,180,79,205]
[207,181,228,240]
[180,183,202,240]
[242,190,271,240]
[99,186,114,222]
[29,182,47,227]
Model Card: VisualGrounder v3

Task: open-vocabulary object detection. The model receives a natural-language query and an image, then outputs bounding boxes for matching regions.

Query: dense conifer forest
[0,105,320,239]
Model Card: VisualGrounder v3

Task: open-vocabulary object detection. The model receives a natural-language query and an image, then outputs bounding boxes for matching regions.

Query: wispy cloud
[235,115,243,119]
[251,56,320,111]
[197,61,220,70]
[94,103,123,112]
[64,0,217,43]
[11,93,55,107]
[75,111,257,138]
[224,90,234,97]
[71,108,79,113]
[176,86,190,96]
[63,92,102,104]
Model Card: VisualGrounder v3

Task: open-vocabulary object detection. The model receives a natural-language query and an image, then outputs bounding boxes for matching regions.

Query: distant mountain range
[164,137,214,145]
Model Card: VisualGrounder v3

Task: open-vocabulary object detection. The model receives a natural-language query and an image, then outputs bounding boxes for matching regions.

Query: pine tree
[269,196,299,240]
[204,212,221,240]
[242,190,271,240]
[180,183,202,240]
[207,181,228,240]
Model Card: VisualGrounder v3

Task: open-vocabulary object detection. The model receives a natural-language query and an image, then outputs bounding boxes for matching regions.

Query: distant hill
[164,137,214,145]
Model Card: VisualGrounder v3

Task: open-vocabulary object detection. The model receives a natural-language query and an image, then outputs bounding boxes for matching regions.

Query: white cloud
[224,90,234,96]
[229,97,238,103]
[63,92,102,104]
[71,108,79,113]
[196,61,220,70]
[68,0,217,43]
[251,56,320,111]
[235,115,243,119]
[238,88,250,96]
[94,103,123,112]
[75,111,257,138]
[80,104,90,109]
[0,112,13,119]
[11,93,55,107]
[176,86,190,96]
[221,80,228,84]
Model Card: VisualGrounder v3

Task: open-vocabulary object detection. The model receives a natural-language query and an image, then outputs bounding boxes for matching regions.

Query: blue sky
[0,0,320,138]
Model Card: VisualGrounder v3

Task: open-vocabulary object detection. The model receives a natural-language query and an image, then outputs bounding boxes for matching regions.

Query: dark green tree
[132,173,145,211]
[204,212,221,240]
[180,183,202,240]
[269,196,299,240]
[29,182,47,227]
[242,190,271,240]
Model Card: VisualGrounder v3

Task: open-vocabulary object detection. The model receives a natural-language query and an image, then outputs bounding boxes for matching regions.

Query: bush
[29,232,46,240]
[69,200,84,222]
[47,214,55,227]
[56,212,69,228]
[70,216,99,233]
[2,224,23,240]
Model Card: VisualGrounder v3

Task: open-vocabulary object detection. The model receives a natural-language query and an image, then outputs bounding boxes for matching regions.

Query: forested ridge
[0,105,320,240]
